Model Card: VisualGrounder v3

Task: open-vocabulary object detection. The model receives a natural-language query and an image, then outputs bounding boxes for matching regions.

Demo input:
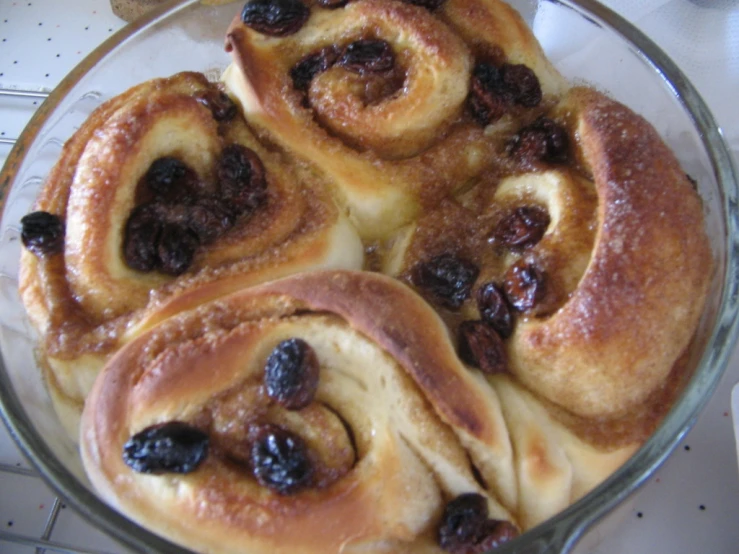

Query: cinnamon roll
[81,270,519,554]
[223,0,568,238]
[386,86,712,447]
[19,0,715,550]
[19,72,363,435]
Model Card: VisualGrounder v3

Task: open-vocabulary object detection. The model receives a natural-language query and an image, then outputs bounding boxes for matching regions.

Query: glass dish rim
[0,0,738,552]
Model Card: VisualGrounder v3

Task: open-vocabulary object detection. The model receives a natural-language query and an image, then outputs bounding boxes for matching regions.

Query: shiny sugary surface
[18,71,365,434]
[17,0,715,553]
[1,1,734,553]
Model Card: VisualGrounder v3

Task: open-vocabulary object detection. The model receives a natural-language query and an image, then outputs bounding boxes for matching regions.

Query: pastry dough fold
[224,0,567,238]
[19,72,364,436]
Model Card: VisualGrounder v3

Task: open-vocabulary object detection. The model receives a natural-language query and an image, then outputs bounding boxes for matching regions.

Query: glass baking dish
[0,0,737,552]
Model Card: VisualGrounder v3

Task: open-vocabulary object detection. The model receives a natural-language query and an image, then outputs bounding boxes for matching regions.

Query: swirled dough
[19,72,364,436]
[20,0,714,551]
[223,0,567,238]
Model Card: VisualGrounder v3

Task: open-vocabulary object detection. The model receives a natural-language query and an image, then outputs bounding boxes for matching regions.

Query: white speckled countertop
[1,0,738,553]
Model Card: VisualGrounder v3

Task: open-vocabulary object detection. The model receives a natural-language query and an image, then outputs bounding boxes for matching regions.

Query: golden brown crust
[508,87,713,421]
[81,270,514,553]
[24,0,715,550]
[19,72,364,431]
[82,270,644,549]
[439,0,567,97]
[384,86,711,445]
[223,0,567,238]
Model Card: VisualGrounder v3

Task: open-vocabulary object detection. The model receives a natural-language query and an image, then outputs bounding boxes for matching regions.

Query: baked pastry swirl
[19,0,715,551]
[19,71,363,435]
[82,270,517,553]
[81,269,638,550]
[223,0,568,238]
[386,87,712,446]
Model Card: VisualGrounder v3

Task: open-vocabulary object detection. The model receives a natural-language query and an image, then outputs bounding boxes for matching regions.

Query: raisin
[476,283,513,339]
[251,424,313,494]
[438,493,518,554]
[241,0,309,37]
[468,62,541,125]
[187,198,235,243]
[338,40,395,74]
[411,254,480,310]
[290,46,339,94]
[194,89,238,122]
[122,421,209,474]
[157,223,199,275]
[473,520,519,552]
[439,493,489,547]
[467,63,512,125]
[438,493,488,553]
[315,0,348,8]
[458,321,508,374]
[503,260,546,312]
[217,144,268,215]
[144,157,198,203]
[20,211,64,257]
[403,0,446,9]
[509,117,569,165]
[501,63,542,108]
[123,204,162,271]
[264,338,320,410]
[511,128,548,162]
[124,202,216,273]
[493,206,550,250]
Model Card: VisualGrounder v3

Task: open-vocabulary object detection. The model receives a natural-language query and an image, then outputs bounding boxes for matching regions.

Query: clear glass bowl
[0,0,737,552]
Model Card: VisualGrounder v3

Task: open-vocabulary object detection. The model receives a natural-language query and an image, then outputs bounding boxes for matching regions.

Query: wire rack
[0,462,111,554]
[0,86,121,554]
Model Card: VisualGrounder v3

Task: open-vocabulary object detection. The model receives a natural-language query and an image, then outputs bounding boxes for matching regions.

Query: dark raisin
[438,493,518,554]
[501,63,541,108]
[217,144,268,215]
[265,338,320,410]
[157,224,199,275]
[144,157,199,203]
[20,211,64,256]
[123,204,162,272]
[471,520,519,552]
[241,0,309,37]
[122,421,209,474]
[468,62,541,125]
[187,198,235,243]
[541,120,569,161]
[438,493,488,553]
[290,46,339,94]
[503,260,546,312]
[403,0,445,9]
[315,0,348,7]
[467,62,512,125]
[338,40,395,74]
[411,253,480,310]
[509,117,569,165]
[510,127,548,162]
[195,89,238,122]
[458,321,507,374]
[251,424,313,494]
[476,283,513,339]
[493,206,550,250]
